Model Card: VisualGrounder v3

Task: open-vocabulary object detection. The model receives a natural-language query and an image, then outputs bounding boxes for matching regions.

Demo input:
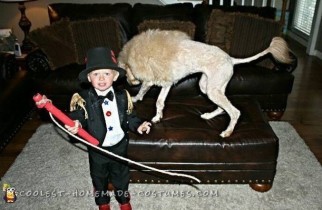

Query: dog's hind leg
[199,74,225,116]
[201,107,225,119]
[202,88,240,138]
[132,81,153,102]
[152,86,171,123]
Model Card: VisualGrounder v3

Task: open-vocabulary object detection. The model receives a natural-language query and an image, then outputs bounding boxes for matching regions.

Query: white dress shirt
[95,87,124,147]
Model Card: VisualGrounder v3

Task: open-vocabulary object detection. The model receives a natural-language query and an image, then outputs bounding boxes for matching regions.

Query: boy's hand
[137,121,152,134]
[65,120,81,134]
[35,94,51,107]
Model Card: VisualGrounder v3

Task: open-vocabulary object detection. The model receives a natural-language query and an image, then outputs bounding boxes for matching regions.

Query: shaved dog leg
[201,107,224,119]
[199,74,227,119]
[152,86,171,123]
[132,81,153,102]
[202,88,240,138]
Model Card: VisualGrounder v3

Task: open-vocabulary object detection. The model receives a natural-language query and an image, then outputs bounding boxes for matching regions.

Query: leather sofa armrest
[25,48,51,73]
[272,51,297,73]
[0,52,18,81]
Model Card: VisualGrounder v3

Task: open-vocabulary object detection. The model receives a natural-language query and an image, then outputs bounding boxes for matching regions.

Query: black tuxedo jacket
[69,87,143,146]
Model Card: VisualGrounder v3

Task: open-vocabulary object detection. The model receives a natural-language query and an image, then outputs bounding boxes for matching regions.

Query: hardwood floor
[282,38,322,166]
[1,38,321,178]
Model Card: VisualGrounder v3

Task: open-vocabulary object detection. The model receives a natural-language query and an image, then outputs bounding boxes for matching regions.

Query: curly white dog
[118,29,292,137]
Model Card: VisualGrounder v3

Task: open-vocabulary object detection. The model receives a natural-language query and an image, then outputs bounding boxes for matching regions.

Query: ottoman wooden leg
[249,183,273,192]
[267,111,284,120]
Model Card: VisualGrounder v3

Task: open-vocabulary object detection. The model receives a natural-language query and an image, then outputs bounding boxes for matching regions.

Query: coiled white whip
[49,113,201,183]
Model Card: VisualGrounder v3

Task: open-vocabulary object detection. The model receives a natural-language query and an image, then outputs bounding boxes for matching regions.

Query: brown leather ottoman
[128,96,278,192]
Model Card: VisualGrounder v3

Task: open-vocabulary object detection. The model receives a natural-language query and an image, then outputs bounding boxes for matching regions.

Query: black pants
[88,139,130,205]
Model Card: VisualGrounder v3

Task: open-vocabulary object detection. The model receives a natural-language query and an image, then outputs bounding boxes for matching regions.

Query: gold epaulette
[125,90,133,115]
[70,93,88,119]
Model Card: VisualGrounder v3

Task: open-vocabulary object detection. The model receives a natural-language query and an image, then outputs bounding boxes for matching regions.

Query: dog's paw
[220,130,233,138]
[200,112,212,120]
[151,115,161,123]
[132,97,138,103]
[132,96,141,103]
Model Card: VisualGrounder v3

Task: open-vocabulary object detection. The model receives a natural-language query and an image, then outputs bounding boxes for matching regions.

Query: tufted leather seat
[128,97,278,189]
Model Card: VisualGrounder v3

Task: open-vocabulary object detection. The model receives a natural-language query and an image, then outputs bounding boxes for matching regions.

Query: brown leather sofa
[27,3,296,119]
[25,3,297,192]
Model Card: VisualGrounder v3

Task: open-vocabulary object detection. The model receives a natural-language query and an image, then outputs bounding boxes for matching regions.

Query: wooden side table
[15,53,29,70]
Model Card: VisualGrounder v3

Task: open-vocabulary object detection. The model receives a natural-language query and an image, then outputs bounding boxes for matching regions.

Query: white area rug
[1,122,322,210]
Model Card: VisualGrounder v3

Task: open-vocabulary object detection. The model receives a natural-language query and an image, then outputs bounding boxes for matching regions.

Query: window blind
[292,0,317,36]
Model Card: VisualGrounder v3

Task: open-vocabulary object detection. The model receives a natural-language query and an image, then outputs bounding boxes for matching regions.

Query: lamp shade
[0,0,35,2]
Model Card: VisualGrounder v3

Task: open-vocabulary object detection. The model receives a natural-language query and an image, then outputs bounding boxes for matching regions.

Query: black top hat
[78,47,126,82]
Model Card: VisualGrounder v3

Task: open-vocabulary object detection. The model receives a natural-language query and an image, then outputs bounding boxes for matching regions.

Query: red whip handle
[33,93,99,146]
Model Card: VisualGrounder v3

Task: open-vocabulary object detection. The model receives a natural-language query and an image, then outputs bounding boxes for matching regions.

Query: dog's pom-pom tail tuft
[268,37,293,64]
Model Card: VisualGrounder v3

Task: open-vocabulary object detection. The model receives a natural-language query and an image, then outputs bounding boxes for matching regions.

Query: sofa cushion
[132,3,194,35]
[205,9,235,52]
[228,66,294,95]
[70,17,126,64]
[122,66,293,98]
[193,4,276,42]
[48,3,133,39]
[29,19,76,70]
[121,73,202,99]
[33,63,84,94]
[205,9,282,68]
[138,20,196,39]
[130,96,277,162]
[229,13,282,68]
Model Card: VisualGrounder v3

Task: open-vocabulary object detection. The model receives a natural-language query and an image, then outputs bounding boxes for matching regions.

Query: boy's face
[87,69,119,91]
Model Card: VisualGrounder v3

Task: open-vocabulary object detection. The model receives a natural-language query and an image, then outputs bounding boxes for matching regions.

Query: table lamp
[0,0,36,52]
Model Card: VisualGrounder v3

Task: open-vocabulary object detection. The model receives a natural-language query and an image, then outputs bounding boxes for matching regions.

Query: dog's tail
[232,37,293,65]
